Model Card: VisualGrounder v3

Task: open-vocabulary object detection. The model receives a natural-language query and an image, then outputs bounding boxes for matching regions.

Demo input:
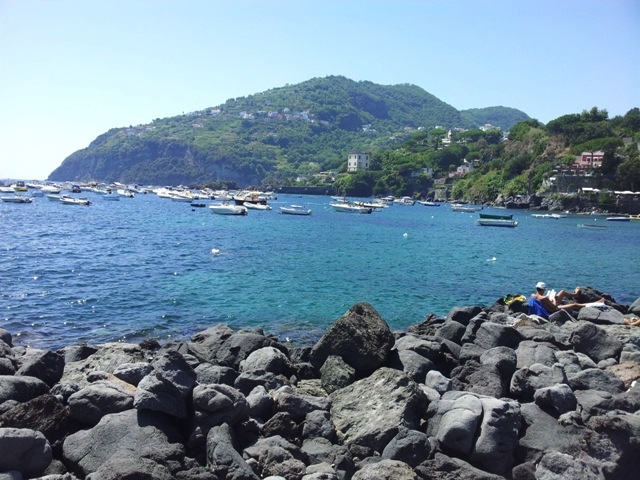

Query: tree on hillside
[617,157,640,191]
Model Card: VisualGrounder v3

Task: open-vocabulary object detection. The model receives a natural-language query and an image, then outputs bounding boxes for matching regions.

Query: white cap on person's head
[535,282,546,290]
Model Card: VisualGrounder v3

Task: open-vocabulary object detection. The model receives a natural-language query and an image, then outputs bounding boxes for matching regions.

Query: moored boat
[452,203,483,212]
[244,202,272,210]
[476,218,518,228]
[280,205,312,216]
[59,195,91,206]
[578,223,607,229]
[209,203,248,215]
[606,216,630,222]
[479,213,513,220]
[330,202,373,214]
[418,201,440,206]
[1,195,33,204]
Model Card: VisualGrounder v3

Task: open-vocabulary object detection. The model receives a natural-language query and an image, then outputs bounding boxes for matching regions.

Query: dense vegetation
[48,76,528,185]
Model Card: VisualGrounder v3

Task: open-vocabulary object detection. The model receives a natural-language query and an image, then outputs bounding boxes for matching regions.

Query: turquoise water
[1,193,638,349]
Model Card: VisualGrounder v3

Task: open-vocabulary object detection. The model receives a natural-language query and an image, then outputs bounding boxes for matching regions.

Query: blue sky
[1,0,638,180]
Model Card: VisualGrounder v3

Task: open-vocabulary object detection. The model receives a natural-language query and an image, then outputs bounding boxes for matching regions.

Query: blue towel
[528,297,551,319]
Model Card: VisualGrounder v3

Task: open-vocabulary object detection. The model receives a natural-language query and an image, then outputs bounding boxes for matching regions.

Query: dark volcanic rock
[15,349,65,387]
[569,321,623,362]
[310,303,395,377]
[0,427,52,478]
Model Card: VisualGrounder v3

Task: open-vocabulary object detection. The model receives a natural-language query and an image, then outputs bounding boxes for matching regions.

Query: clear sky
[1,0,638,180]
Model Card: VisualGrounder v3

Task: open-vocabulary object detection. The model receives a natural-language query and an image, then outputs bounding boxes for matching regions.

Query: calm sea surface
[1,192,639,349]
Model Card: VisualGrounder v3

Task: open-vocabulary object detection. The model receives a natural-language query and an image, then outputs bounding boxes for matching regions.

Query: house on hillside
[573,151,604,170]
[347,153,370,172]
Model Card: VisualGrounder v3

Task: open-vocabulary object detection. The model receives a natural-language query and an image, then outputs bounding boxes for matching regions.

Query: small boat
[60,195,91,206]
[418,201,440,207]
[209,203,248,215]
[578,223,608,229]
[476,219,518,228]
[244,202,272,210]
[531,213,566,219]
[233,191,268,205]
[452,203,483,212]
[1,195,33,204]
[117,189,135,198]
[189,202,207,208]
[393,196,416,206]
[330,202,373,214]
[47,194,62,202]
[606,216,630,222]
[280,205,312,216]
[479,213,513,220]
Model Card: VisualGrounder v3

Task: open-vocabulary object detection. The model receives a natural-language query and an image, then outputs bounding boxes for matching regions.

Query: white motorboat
[60,195,91,206]
[476,218,518,228]
[452,203,483,212]
[606,216,631,222]
[418,201,440,206]
[117,189,135,198]
[280,205,312,216]
[244,202,272,210]
[232,190,268,205]
[330,202,373,214]
[209,203,248,215]
[393,196,416,206]
[1,195,33,204]
[41,185,61,194]
[532,213,566,219]
[47,194,62,202]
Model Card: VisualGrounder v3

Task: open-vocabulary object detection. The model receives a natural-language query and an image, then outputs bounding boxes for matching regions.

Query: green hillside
[48,76,529,185]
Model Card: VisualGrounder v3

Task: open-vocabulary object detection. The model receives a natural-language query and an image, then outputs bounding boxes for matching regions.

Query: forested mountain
[48,76,529,185]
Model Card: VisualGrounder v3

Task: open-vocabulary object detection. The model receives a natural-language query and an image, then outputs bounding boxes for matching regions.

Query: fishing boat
[209,203,248,215]
[479,213,513,220]
[280,205,312,216]
[476,218,518,228]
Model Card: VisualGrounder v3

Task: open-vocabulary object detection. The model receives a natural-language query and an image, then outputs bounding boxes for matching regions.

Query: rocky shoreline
[1,287,639,480]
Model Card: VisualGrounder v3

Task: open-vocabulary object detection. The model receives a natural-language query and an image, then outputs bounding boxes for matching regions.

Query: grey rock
[0,328,12,347]
[415,452,505,480]
[568,368,625,393]
[446,306,483,326]
[0,375,49,404]
[59,343,147,387]
[514,340,558,368]
[301,438,353,476]
[194,362,238,386]
[533,383,577,416]
[60,345,98,363]
[0,394,73,452]
[216,330,284,370]
[330,368,425,452]
[319,355,356,393]
[380,426,431,468]
[0,427,52,478]
[454,363,506,398]
[458,343,485,364]
[234,371,288,395]
[424,370,452,395]
[15,349,65,387]
[188,324,235,363]
[302,410,336,441]
[435,320,466,344]
[510,363,568,402]
[629,297,640,316]
[240,346,292,376]
[261,411,299,441]
[352,459,417,480]
[517,403,585,464]
[274,386,331,422]
[309,303,395,376]
[112,362,153,386]
[49,383,80,403]
[473,322,522,350]
[151,350,197,395]
[0,357,15,376]
[246,385,274,420]
[480,346,517,379]
[569,321,623,362]
[206,422,259,480]
[63,409,184,478]
[536,451,604,480]
[388,348,433,384]
[68,381,134,426]
[426,392,483,456]
[577,304,625,325]
[469,396,521,476]
[243,435,306,478]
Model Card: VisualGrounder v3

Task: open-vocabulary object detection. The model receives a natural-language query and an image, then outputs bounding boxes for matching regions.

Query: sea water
[1,193,638,349]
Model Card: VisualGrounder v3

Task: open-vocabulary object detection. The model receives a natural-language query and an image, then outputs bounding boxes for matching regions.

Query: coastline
[1,288,639,479]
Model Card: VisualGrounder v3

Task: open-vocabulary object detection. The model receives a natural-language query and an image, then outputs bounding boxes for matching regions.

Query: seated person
[531,282,605,316]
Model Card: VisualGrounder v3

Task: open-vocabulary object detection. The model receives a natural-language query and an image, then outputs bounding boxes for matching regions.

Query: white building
[347,152,370,172]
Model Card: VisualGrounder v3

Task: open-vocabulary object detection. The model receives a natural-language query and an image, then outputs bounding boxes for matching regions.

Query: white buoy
[211,248,220,255]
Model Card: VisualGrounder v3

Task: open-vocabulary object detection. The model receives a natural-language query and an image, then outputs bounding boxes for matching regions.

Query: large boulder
[62,409,185,478]
[188,323,235,363]
[0,375,49,404]
[330,368,426,453]
[309,303,395,377]
[569,322,623,363]
[206,422,259,480]
[0,427,52,478]
[215,330,284,370]
[352,459,417,480]
[510,363,568,402]
[68,380,135,426]
[273,386,331,422]
[15,349,65,387]
[240,346,292,377]
[380,426,432,468]
[577,305,625,325]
